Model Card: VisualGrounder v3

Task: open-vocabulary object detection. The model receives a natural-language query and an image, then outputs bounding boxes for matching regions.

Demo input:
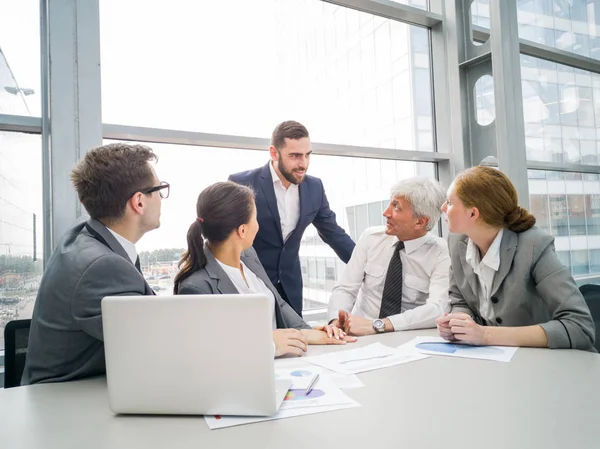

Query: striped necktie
[379,240,404,318]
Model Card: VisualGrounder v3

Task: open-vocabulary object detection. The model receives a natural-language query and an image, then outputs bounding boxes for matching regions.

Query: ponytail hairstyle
[173,181,255,293]
[454,166,536,233]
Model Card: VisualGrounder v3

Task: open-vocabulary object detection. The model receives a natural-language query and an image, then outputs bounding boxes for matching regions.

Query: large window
[529,169,600,279]
[0,132,43,350]
[106,140,433,311]
[521,55,600,164]
[0,0,41,116]
[472,0,600,62]
[100,0,434,151]
[517,0,600,60]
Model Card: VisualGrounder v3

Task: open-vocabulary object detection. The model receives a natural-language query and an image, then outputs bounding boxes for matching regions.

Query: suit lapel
[295,179,309,234]
[85,219,133,264]
[85,219,155,295]
[203,245,239,294]
[490,229,518,298]
[241,250,279,298]
[259,162,284,243]
[241,249,285,328]
[458,239,479,301]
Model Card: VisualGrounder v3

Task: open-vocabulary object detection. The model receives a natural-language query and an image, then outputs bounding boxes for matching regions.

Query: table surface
[2,329,599,449]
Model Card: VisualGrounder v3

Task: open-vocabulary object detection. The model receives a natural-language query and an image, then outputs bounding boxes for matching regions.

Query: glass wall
[529,169,600,279]
[473,0,600,63]
[0,0,41,116]
[472,2,600,284]
[517,0,600,60]
[100,0,434,151]
[0,132,43,349]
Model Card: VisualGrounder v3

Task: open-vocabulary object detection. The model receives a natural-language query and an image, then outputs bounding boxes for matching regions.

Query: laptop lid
[101,293,289,416]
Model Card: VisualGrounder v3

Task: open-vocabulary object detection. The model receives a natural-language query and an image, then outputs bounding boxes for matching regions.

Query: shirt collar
[269,160,283,186]
[390,232,432,255]
[466,228,504,272]
[106,227,138,265]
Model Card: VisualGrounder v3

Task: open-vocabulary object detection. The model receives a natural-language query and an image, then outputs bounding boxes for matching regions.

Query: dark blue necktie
[379,241,404,318]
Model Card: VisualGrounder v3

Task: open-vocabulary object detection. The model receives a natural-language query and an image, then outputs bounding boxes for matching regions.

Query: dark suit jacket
[22,219,154,385]
[449,227,595,350]
[177,246,310,330]
[228,162,355,315]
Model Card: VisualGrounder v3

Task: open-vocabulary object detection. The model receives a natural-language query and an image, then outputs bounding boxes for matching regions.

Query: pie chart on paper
[415,342,505,355]
[284,389,326,401]
[290,370,313,377]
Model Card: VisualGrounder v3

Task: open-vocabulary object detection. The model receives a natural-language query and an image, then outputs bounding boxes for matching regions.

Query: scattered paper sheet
[303,342,428,375]
[274,361,365,389]
[278,377,354,411]
[399,336,518,362]
[204,400,360,430]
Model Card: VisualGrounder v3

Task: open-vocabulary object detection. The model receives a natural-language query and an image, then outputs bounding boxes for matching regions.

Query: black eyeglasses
[141,181,170,199]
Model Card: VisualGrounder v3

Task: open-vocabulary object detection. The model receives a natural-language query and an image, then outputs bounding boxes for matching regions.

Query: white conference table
[2,329,600,449]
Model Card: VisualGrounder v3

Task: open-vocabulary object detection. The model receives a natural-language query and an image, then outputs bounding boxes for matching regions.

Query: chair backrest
[579,284,600,352]
[4,319,32,388]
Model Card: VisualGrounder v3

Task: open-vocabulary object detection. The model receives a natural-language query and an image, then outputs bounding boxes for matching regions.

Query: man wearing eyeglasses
[23,143,169,385]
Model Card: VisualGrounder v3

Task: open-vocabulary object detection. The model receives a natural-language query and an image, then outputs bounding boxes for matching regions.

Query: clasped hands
[435,312,489,345]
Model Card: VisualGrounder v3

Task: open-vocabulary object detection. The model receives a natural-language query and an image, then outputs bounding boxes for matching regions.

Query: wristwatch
[372,319,385,333]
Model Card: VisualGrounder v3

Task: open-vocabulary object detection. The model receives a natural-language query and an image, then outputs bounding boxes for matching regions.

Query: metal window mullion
[489,0,529,208]
[40,0,52,266]
[102,123,450,163]
[322,0,442,27]
[0,114,42,133]
[46,0,102,252]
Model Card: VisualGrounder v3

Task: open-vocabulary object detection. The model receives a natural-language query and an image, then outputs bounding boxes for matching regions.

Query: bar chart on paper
[304,342,428,374]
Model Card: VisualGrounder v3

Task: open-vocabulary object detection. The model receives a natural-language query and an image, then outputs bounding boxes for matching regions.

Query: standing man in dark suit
[22,143,167,385]
[228,121,355,316]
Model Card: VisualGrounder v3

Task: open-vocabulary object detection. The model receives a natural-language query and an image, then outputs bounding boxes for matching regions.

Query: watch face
[373,319,384,329]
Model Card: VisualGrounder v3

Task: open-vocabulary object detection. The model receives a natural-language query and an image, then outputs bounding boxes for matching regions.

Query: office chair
[579,284,600,352]
[4,319,31,388]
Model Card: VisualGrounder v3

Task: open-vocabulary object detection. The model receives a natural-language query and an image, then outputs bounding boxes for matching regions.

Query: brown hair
[271,120,309,150]
[454,166,536,233]
[71,143,158,223]
[173,181,255,294]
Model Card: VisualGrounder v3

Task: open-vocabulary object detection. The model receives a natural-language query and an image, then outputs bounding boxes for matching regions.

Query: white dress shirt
[217,260,277,330]
[106,227,138,264]
[465,228,503,324]
[327,226,451,331]
[269,160,300,241]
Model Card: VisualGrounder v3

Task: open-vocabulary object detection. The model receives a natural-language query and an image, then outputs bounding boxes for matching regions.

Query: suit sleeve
[532,235,595,350]
[276,293,311,330]
[72,255,147,342]
[178,280,214,295]
[312,179,355,263]
[244,246,311,330]
[448,235,477,319]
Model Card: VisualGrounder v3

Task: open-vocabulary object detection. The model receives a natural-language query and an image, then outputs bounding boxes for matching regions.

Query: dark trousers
[276,282,302,317]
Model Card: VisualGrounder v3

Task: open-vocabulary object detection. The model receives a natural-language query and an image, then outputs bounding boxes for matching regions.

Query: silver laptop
[101,293,292,416]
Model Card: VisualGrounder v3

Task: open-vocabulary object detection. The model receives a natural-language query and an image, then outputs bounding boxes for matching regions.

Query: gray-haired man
[327,178,450,336]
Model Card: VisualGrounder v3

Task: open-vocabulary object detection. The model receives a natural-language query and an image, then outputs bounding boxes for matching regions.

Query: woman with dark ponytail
[174,181,355,357]
[436,166,594,350]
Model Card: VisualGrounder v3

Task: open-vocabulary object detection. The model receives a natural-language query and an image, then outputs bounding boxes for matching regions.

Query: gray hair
[390,177,445,231]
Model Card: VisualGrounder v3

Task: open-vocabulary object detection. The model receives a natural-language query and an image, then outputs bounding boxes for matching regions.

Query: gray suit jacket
[448,227,595,350]
[178,246,310,330]
[22,219,154,385]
